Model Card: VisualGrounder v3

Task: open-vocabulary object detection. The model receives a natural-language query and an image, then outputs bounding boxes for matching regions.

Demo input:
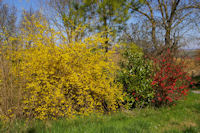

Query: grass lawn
[1,91,200,133]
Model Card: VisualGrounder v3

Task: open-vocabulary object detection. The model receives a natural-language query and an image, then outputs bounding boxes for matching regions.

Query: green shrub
[118,43,154,109]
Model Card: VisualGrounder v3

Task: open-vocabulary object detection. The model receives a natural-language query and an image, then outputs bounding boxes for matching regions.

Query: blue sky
[4,0,40,17]
[4,0,39,10]
[3,0,200,49]
[3,0,43,25]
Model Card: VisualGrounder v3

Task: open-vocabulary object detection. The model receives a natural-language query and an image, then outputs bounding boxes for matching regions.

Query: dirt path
[192,90,200,94]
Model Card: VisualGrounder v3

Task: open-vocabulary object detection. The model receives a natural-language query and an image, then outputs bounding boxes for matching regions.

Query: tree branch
[172,11,193,29]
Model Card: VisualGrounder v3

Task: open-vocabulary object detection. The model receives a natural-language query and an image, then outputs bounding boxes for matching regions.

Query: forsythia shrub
[151,49,192,106]
[118,43,154,109]
[15,15,123,120]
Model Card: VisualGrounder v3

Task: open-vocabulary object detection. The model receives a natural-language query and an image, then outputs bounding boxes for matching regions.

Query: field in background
[183,49,200,77]
[111,49,200,76]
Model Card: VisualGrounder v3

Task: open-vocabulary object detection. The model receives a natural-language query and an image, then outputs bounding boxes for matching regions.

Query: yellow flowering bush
[15,15,123,120]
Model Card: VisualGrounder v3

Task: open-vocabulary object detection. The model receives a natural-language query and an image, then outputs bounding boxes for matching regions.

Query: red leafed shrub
[151,49,192,106]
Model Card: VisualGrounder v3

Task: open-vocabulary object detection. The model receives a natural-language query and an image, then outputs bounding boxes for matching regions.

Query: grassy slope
[1,92,200,133]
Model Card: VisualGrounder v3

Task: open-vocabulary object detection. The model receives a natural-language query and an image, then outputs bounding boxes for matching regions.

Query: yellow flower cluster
[13,15,123,120]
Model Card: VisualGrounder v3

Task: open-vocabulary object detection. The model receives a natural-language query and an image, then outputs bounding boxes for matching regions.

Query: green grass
[1,92,200,133]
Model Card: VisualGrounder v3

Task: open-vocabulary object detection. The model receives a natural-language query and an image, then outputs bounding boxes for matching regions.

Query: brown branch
[145,1,154,20]
[178,5,200,11]
[158,0,167,27]
[133,7,151,20]
[168,0,180,26]
[172,11,193,29]
[162,0,169,20]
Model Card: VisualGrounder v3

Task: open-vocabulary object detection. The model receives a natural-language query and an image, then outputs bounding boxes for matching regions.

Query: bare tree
[45,0,90,43]
[0,1,17,42]
[128,0,200,55]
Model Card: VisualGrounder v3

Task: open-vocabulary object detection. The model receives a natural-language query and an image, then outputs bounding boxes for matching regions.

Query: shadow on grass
[190,75,200,90]
[27,128,36,133]
[183,126,199,133]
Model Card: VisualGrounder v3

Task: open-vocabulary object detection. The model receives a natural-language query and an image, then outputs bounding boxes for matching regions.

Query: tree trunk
[152,21,156,48]
[165,27,171,48]
[103,15,109,52]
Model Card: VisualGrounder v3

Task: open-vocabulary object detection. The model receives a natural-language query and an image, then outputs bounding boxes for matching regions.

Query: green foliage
[93,0,131,51]
[94,0,130,31]
[118,43,154,109]
[54,0,91,43]
[56,0,132,50]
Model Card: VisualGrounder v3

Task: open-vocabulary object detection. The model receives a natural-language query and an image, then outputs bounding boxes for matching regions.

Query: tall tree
[47,0,133,52]
[129,0,200,54]
[48,0,91,43]
[90,0,131,52]
[0,1,17,43]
